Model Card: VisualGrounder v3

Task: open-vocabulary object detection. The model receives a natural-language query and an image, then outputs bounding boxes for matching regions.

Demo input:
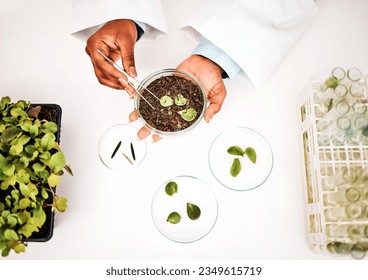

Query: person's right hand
[85,19,138,98]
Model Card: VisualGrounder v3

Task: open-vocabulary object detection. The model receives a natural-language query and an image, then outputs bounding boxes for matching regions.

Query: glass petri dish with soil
[134,69,207,137]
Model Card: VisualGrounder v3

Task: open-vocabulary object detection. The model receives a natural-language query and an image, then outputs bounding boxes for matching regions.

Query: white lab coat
[71,0,318,89]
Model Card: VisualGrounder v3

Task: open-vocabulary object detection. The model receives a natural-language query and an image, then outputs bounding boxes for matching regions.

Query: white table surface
[1,0,368,260]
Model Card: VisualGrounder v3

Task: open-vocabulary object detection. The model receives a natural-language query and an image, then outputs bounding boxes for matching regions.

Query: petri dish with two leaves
[208,127,274,191]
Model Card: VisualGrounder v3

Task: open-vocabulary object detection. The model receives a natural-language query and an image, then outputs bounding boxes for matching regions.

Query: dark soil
[138,75,205,132]
[28,105,58,123]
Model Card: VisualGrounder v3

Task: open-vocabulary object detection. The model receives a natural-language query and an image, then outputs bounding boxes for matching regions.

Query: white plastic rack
[298,69,368,259]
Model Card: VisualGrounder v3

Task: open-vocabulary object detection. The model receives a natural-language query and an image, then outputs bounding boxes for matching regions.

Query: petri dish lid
[98,124,147,171]
[151,175,218,243]
[208,127,274,191]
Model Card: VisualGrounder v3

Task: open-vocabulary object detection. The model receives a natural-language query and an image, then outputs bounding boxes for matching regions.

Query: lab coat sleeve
[182,0,318,89]
[71,0,168,40]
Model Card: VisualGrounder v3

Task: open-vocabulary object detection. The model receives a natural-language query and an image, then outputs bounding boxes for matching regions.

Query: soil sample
[138,75,205,133]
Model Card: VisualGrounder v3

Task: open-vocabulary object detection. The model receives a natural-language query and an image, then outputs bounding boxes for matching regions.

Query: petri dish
[151,175,218,243]
[208,127,273,191]
[98,124,147,171]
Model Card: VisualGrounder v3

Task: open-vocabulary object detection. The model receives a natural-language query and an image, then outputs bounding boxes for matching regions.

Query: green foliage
[245,147,257,164]
[174,94,187,106]
[164,181,178,196]
[186,203,201,220]
[159,96,173,107]
[230,158,241,177]
[227,146,245,157]
[177,108,197,122]
[166,212,181,224]
[227,145,257,177]
[0,96,72,257]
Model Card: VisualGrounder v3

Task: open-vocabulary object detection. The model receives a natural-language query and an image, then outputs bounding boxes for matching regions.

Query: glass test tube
[324,204,363,222]
[326,224,368,239]
[323,187,361,206]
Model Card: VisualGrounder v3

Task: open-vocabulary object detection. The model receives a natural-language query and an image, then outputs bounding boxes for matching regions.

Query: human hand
[128,55,226,142]
[177,55,226,123]
[85,19,138,97]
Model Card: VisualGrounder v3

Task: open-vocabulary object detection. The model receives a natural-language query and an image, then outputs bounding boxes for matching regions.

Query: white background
[1,0,368,262]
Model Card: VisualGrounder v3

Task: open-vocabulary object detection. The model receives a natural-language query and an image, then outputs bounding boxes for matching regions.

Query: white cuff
[192,37,241,79]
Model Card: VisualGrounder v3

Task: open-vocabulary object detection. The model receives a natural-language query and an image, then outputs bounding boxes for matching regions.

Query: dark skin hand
[85,19,138,97]
[129,55,227,142]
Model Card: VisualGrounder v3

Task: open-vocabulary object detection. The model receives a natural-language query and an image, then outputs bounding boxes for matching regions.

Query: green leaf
[55,197,67,212]
[4,229,19,241]
[19,183,30,196]
[1,247,11,257]
[32,163,45,173]
[40,132,56,151]
[3,164,15,177]
[10,107,28,119]
[1,175,16,190]
[28,183,38,201]
[227,146,245,156]
[33,205,46,227]
[0,96,11,109]
[160,95,174,107]
[230,158,241,177]
[18,135,31,145]
[16,169,30,184]
[18,157,29,168]
[178,108,197,122]
[166,212,181,224]
[19,198,31,209]
[18,215,39,238]
[38,169,50,181]
[187,203,201,220]
[6,215,18,227]
[39,151,51,163]
[49,151,65,173]
[9,143,23,156]
[41,121,58,133]
[41,188,49,199]
[13,243,26,254]
[48,173,60,187]
[245,147,257,164]
[1,127,22,143]
[20,119,32,132]
[29,125,39,138]
[321,76,339,91]
[174,94,187,106]
[15,100,29,110]
[165,181,178,196]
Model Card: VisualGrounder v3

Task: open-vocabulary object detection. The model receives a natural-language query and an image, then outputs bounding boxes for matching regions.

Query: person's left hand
[177,55,227,123]
[129,55,227,142]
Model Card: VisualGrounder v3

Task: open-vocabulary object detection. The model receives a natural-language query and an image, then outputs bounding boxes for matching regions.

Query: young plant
[177,108,197,122]
[0,96,72,257]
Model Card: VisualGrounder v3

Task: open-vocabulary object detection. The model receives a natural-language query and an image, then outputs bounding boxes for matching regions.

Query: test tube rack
[298,70,368,259]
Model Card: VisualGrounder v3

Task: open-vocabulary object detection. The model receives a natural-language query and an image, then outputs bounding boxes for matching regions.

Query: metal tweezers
[97,49,159,109]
